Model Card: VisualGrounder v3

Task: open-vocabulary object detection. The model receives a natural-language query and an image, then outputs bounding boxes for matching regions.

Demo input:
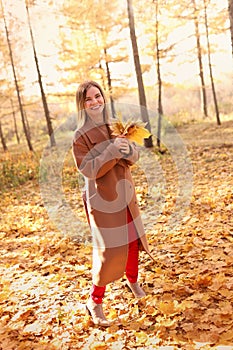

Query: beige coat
[72,118,151,286]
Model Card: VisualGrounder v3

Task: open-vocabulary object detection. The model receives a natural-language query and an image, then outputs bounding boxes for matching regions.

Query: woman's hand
[114,136,131,155]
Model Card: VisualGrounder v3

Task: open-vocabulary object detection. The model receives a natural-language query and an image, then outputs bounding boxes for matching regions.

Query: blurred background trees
[0,0,232,151]
[229,0,233,56]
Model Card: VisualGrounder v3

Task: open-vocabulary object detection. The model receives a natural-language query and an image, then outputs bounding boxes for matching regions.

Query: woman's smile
[90,105,102,110]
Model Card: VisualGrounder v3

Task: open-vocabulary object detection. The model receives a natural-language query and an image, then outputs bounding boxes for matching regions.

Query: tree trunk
[154,0,163,151]
[24,108,31,140]
[10,99,20,144]
[191,0,208,118]
[104,47,116,118]
[229,0,233,57]
[26,3,56,147]
[1,0,33,151]
[0,120,8,151]
[203,0,221,125]
[126,0,153,147]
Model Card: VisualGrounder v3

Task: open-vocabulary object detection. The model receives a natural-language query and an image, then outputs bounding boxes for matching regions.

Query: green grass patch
[0,151,40,193]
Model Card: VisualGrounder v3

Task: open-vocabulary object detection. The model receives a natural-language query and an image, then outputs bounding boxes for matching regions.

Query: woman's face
[84,86,105,122]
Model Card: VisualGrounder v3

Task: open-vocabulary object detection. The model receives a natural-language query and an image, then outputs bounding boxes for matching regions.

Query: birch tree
[0,119,8,151]
[0,0,33,151]
[25,1,56,147]
[191,0,208,118]
[10,99,20,144]
[126,0,153,148]
[228,0,233,57]
[203,0,221,125]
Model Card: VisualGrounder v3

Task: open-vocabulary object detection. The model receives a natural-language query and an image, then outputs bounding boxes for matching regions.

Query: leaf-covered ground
[0,120,232,349]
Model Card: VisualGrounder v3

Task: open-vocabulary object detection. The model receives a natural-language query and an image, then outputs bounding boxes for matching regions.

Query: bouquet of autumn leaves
[110,117,151,146]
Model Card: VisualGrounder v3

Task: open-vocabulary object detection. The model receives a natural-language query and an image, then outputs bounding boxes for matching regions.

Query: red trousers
[91,208,139,304]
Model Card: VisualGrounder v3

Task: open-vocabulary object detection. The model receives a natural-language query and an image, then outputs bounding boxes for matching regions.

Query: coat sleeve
[72,133,124,179]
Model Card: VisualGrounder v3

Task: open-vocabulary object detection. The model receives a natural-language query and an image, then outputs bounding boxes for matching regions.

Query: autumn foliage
[0,121,232,349]
[110,118,151,145]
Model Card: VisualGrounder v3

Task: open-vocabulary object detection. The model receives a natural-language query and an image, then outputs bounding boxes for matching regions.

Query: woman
[72,80,152,327]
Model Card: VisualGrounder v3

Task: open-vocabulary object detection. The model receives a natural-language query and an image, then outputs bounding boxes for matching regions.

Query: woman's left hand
[114,136,131,155]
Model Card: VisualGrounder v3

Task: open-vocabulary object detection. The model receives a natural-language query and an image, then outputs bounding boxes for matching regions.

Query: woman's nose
[90,98,98,105]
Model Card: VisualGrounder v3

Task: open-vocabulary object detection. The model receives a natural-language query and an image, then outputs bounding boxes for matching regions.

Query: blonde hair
[76,80,109,129]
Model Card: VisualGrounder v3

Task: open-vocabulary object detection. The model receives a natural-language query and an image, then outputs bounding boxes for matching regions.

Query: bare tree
[0,119,8,151]
[126,0,153,148]
[203,0,221,125]
[153,0,164,151]
[10,99,20,144]
[25,1,56,147]
[229,0,233,57]
[191,0,208,118]
[104,47,116,118]
[1,0,33,151]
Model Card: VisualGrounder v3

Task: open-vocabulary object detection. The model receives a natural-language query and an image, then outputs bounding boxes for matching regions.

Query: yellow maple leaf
[110,118,151,146]
[135,331,149,345]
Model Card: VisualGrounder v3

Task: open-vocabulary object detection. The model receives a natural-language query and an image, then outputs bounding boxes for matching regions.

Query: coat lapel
[83,118,110,144]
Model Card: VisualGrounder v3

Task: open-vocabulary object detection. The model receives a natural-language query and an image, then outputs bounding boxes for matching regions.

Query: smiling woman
[72,80,153,327]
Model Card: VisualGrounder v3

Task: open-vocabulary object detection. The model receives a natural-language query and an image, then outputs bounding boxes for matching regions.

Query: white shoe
[86,298,111,327]
[127,282,146,298]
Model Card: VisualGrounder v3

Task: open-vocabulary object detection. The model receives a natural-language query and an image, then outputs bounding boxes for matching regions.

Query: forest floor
[0,119,232,349]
